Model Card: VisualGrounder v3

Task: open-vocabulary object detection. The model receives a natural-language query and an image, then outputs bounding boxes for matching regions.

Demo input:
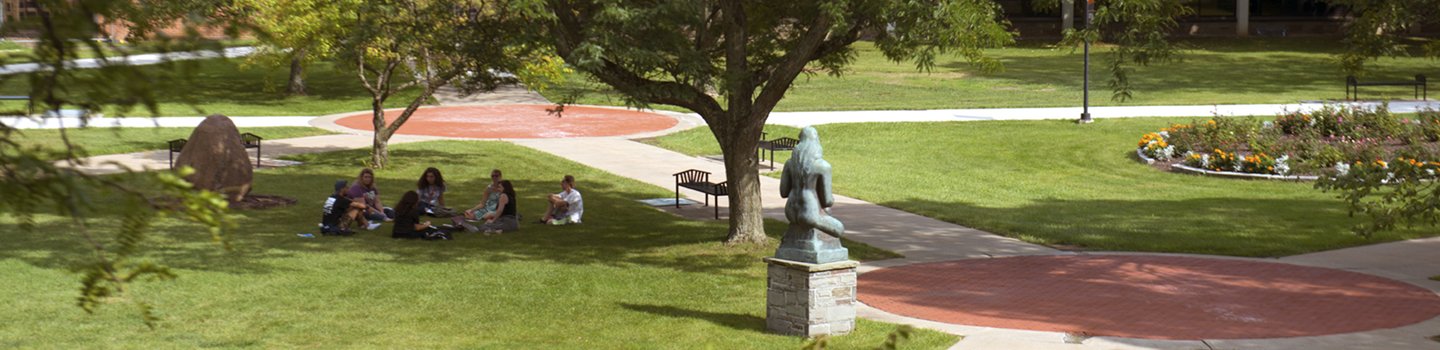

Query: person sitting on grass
[347,168,395,223]
[391,190,450,240]
[541,175,583,225]
[416,167,454,217]
[478,180,519,235]
[321,180,375,235]
[461,169,503,222]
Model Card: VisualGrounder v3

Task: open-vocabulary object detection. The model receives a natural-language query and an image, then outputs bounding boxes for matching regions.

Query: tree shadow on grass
[620,303,767,333]
[0,146,776,278]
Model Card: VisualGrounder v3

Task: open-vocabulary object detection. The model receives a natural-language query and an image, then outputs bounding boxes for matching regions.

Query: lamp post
[1079,0,1094,124]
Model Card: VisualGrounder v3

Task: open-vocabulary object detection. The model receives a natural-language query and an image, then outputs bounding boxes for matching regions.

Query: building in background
[2,0,40,24]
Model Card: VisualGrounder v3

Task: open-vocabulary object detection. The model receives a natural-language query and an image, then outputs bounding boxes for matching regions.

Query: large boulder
[175,114,252,201]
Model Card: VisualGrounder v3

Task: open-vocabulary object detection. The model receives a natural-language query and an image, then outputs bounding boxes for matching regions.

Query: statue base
[764,257,858,337]
[775,227,849,264]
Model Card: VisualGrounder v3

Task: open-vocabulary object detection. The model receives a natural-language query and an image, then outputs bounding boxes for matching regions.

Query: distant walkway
[0,46,255,75]
[764,100,1440,127]
[11,99,1438,130]
[64,133,440,175]
[2,115,313,129]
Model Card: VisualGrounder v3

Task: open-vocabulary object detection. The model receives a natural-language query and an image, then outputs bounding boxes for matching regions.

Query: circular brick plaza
[334,104,679,138]
[858,255,1440,340]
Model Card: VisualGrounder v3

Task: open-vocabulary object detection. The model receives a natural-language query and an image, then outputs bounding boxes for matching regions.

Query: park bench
[673,169,728,219]
[758,136,798,169]
[167,132,264,169]
[1346,75,1427,101]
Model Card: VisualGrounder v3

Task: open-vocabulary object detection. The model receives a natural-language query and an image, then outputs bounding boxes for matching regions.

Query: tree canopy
[542,0,1015,243]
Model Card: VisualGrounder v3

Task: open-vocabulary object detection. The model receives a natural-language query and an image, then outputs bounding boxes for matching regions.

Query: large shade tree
[542,0,1015,244]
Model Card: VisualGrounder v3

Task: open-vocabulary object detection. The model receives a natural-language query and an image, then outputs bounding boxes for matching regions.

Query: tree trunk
[370,99,390,168]
[287,48,308,96]
[720,121,768,245]
[372,132,390,169]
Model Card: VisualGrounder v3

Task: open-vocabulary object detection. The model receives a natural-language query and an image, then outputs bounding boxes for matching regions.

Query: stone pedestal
[764,258,858,337]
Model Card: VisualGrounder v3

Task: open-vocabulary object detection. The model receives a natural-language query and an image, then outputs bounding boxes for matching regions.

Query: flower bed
[1136,104,1440,179]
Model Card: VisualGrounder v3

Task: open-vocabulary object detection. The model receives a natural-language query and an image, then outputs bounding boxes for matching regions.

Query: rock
[175,114,252,201]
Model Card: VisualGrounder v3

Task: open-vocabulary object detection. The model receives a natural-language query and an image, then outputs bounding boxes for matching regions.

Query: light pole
[1079,0,1094,124]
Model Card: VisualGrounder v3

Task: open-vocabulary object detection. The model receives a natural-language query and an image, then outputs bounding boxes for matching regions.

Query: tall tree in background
[542,0,1014,244]
[339,0,555,168]
[1328,0,1440,74]
[0,0,234,327]
[233,0,360,96]
[1039,0,1193,101]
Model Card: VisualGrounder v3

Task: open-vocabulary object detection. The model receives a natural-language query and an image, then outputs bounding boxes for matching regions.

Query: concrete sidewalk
[764,100,1440,126]
[61,133,440,175]
[508,137,1058,267]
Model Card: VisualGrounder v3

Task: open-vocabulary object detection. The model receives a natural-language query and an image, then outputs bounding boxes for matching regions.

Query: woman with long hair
[392,190,450,240]
[415,167,453,217]
[478,180,520,234]
[347,168,394,222]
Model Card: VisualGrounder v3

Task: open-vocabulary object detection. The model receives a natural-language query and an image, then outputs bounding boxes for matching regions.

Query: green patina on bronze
[775,126,849,264]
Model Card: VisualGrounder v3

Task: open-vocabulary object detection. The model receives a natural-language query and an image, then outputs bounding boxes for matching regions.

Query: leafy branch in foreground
[1316,157,1440,238]
[0,0,236,328]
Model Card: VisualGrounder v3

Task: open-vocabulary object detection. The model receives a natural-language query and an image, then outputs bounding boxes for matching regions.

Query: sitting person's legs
[480,215,519,234]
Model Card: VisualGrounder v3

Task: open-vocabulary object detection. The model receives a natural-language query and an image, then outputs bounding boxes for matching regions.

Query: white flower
[1161,145,1175,159]
[1335,162,1351,176]
[1158,131,1170,138]
[1274,155,1291,175]
[1262,121,1274,129]
[1201,154,1211,168]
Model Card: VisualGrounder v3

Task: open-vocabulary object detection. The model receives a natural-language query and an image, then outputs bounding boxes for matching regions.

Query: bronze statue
[775,126,848,264]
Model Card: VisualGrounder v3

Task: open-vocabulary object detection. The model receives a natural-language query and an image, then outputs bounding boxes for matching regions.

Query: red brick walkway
[858,255,1440,340]
[334,104,678,138]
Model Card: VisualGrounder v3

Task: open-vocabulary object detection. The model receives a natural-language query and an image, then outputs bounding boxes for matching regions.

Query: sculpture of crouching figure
[776,126,848,264]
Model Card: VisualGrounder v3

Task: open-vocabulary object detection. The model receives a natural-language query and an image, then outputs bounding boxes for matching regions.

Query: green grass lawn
[648,118,1435,257]
[7,126,334,160]
[545,37,1440,112]
[0,140,947,349]
[0,58,424,117]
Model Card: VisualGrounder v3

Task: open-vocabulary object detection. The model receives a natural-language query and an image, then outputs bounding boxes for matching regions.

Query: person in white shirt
[542,175,583,225]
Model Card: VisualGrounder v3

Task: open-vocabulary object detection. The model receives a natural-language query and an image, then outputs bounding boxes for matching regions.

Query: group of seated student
[320,167,583,239]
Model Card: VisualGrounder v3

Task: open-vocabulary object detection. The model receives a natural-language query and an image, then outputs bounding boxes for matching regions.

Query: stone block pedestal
[764,257,858,337]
